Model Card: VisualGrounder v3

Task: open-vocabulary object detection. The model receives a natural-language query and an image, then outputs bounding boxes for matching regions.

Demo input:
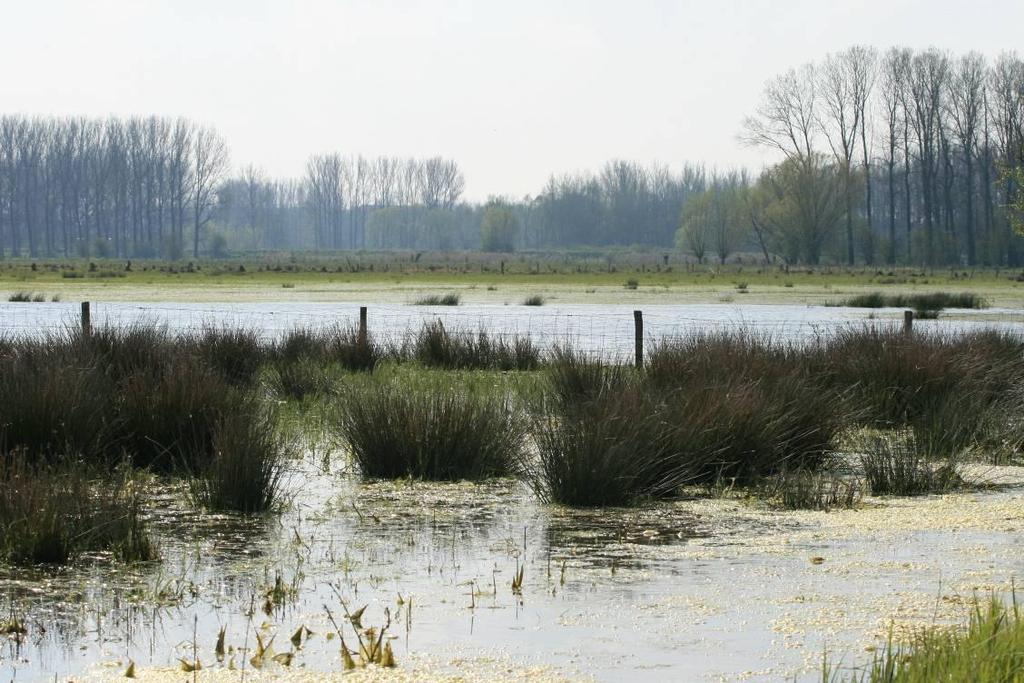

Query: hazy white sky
[3,0,1022,199]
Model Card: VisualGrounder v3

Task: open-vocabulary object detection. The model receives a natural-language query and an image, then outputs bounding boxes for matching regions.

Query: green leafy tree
[480,200,519,252]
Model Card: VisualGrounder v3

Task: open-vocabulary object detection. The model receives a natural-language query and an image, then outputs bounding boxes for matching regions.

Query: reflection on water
[4,453,1024,681]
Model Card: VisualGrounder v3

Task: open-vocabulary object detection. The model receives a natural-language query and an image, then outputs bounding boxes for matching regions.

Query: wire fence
[3,301,1024,362]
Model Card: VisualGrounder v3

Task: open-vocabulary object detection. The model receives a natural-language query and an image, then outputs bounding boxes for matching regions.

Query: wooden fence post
[81,301,91,337]
[358,306,368,345]
[634,310,643,369]
[903,309,914,336]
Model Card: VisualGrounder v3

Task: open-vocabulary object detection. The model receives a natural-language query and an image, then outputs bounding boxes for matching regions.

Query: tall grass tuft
[841,291,987,311]
[275,325,380,370]
[760,470,863,511]
[545,346,633,409]
[826,596,1024,682]
[858,431,963,496]
[414,320,540,370]
[0,454,156,565]
[334,381,526,480]
[528,391,686,506]
[523,295,545,306]
[186,326,266,385]
[189,407,287,513]
[413,293,460,306]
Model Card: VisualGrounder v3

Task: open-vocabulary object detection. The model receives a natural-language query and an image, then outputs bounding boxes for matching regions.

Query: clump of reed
[189,406,288,513]
[185,326,266,386]
[523,295,545,306]
[0,454,155,565]
[334,381,527,480]
[274,325,380,372]
[533,342,848,506]
[820,329,1024,441]
[840,291,987,314]
[413,293,460,306]
[413,320,540,371]
[526,391,686,507]
[826,596,1024,682]
[760,470,863,511]
[7,291,46,303]
[545,346,634,409]
[858,431,963,496]
[270,358,334,400]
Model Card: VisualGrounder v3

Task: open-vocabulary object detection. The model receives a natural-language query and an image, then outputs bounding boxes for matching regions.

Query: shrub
[858,431,963,496]
[189,407,287,513]
[413,293,460,306]
[334,381,526,480]
[624,279,639,290]
[0,455,155,565]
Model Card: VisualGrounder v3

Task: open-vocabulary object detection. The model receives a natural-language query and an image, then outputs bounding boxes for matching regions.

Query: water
[3,301,1023,360]
[3,452,1023,681]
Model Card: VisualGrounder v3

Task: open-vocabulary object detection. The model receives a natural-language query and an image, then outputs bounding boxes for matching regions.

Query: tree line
[2,46,1022,265]
[730,46,1024,266]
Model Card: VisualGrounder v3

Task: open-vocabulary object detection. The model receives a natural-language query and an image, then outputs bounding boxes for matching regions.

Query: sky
[3,0,1023,200]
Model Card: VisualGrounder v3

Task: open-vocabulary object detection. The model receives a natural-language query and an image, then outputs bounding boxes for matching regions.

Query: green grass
[827,596,1024,682]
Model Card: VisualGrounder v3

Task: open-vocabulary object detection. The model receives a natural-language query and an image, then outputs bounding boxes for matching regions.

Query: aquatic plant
[413,293,461,306]
[826,596,1024,682]
[270,358,334,400]
[0,455,155,565]
[185,325,266,386]
[760,470,863,511]
[840,291,987,312]
[858,431,963,496]
[414,320,540,371]
[334,380,527,480]
[189,405,288,513]
[523,295,545,306]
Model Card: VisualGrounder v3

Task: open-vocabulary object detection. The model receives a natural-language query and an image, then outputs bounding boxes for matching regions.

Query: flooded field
[2,302,1023,682]
[3,301,1024,359]
[3,449,1024,682]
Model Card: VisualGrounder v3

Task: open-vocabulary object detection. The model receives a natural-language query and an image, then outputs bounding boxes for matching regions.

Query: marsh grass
[827,596,1024,682]
[528,392,686,506]
[335,381,526,480]
[760,470,863,511]
[189,407,288,513]
[840,291,988,312]
[858,431,964,496]
[413,320,540,370]
[523,295,545,306]
[275,325,381,372]
[413,293,461,306]
[270,358,334,400]
[0,455,155,565]
[545,346,634,409]
[186,326,266,386]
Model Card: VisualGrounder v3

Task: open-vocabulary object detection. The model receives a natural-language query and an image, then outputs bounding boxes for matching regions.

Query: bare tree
[191,126,229,257]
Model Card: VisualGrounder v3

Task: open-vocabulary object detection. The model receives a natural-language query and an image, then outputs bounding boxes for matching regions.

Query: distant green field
[1,255,1022,306]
